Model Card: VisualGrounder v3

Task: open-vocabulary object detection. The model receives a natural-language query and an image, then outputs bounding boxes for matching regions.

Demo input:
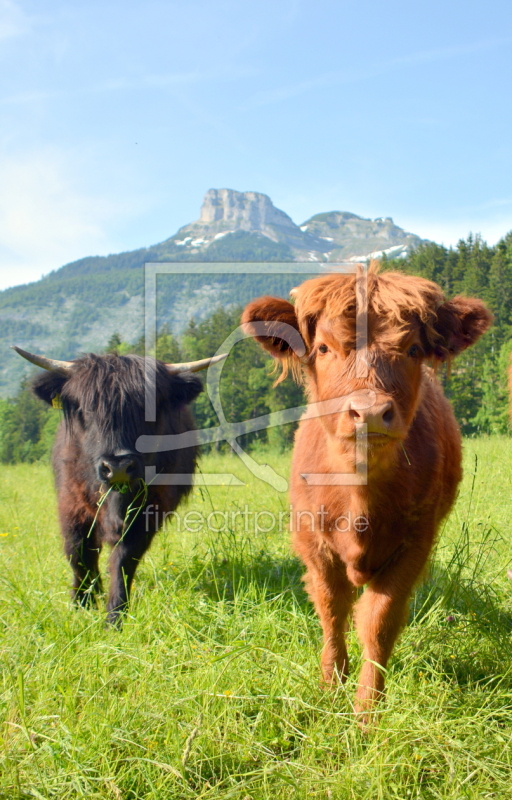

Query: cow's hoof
[105,611,124,629]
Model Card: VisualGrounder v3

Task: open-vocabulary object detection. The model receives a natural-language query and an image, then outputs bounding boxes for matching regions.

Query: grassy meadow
[1,439,512,799]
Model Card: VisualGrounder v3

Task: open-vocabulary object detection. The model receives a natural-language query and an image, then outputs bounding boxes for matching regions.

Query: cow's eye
[318,344,329,354]
[408,344,421,358]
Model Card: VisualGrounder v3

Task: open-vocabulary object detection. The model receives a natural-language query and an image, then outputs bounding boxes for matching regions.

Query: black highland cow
[13,346,224,625]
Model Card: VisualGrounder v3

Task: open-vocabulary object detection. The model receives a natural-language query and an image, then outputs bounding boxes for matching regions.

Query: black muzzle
[97,452,143,486]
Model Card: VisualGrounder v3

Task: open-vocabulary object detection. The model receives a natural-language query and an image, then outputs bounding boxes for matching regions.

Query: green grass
[1,439,512,799]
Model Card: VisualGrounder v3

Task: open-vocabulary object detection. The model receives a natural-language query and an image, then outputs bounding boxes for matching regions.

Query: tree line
[385,231,512,433]
[1,230,512,464]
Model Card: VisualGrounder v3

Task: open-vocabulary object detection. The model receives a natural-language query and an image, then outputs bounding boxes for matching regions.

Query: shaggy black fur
[33,353,202,625]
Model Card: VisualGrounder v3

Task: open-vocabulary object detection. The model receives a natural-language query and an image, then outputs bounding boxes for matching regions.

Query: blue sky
[0,0,511,290]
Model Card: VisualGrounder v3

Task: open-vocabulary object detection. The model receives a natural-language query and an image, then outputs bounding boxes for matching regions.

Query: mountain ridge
[0,188,427,396]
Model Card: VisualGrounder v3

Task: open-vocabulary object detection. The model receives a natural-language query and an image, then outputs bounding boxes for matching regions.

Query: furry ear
[32,371,68,405]
[241,296,306,359]
[433,296,493,360]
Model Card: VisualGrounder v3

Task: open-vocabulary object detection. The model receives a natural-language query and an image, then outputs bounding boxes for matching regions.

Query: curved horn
[164,352,228,374]
[11,345,73,374]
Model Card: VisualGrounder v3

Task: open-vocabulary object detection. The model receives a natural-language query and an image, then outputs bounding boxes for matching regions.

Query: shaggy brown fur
[242,263,492,720]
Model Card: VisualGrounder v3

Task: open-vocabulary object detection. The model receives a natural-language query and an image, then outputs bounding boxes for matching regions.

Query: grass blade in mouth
[401,442,411,465]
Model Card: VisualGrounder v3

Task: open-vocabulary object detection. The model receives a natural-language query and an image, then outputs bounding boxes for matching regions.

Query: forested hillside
[0,188,426,397]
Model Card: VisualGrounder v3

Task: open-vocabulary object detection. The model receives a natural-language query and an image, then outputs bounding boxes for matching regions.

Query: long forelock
[293,262,446,351]
[61,354,167,443]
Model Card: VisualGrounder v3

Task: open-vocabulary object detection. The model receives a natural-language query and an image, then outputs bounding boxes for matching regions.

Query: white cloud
[0,148,139,291]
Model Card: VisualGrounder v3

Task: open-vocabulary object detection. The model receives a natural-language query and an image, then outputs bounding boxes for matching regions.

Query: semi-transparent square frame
[139,262,369,491]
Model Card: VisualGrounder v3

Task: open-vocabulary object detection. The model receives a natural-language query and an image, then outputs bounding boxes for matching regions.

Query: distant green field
[1,440,512,799]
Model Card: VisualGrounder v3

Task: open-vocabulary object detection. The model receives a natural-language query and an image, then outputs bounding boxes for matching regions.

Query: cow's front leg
[62,521,103,607]
[353,544,431,719]
[303,554,356,683]
[106,530,152,626]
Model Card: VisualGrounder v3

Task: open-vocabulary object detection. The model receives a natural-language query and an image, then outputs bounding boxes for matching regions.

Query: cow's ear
[169,373,203,405]
[241,296,306,359]
[32,371,68,405]
[433,296,493,360]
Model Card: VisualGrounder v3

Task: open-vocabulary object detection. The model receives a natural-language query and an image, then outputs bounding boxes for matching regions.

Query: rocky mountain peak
[198,188,297,231]
[168,189,425,262]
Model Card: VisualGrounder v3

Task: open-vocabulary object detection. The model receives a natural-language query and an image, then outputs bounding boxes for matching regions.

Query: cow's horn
[164,353,228,373]
[11,345,74,373]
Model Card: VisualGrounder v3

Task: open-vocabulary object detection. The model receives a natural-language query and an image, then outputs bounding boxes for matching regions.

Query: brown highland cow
[242,263,491,718]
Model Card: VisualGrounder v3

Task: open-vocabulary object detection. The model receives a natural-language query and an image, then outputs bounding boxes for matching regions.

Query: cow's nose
[97,455,139,485]
[348,400,395,432]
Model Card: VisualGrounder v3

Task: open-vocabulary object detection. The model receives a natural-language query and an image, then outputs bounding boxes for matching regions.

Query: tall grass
[1,439,512,799]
